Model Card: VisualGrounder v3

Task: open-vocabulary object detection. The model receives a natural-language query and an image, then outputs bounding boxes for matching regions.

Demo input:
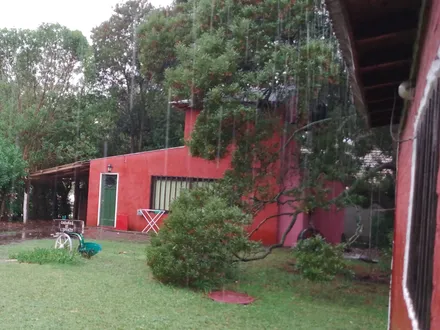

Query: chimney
[183,108,202,140]
[170,100,202,141]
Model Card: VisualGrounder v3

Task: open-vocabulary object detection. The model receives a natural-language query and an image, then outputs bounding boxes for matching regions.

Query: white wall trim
[97,173,119,228]
[97,174,103,226]
[402,49,440,330]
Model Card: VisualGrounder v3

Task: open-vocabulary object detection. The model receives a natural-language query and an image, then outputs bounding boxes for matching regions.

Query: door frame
[97,173,119,228]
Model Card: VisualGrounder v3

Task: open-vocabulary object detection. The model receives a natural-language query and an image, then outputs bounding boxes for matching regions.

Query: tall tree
[0,24,89,171]
[139,0,395,258]
[91,0,185,155]
[0,136,27,220]
[0,24,115,221]
[92,0,150,153]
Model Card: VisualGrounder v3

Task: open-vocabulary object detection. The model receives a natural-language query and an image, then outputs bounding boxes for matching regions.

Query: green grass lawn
[0,239,388,330]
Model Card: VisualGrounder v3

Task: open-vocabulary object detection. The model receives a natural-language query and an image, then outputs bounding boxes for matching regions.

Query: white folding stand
[139,209,165,234]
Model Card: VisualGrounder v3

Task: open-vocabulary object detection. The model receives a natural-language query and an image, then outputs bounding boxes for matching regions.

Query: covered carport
[28,161,90,222]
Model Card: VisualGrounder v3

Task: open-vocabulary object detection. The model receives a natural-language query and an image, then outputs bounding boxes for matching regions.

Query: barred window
[150,176,215,211]
[407,77,440,330]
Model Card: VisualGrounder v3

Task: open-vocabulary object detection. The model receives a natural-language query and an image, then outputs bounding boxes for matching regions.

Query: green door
[99,174,117,227]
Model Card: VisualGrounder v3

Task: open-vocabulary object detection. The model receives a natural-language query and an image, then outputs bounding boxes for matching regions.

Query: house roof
[30,161,90,181]
[324,0,425,127]
[169,85,297,110]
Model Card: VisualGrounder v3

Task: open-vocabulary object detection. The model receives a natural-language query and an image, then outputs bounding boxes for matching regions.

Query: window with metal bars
[407,77,440,330]
[150,176,216,211]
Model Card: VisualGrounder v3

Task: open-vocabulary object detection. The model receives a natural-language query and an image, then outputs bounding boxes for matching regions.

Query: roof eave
[325,0,371,127]
[30,161,90,180]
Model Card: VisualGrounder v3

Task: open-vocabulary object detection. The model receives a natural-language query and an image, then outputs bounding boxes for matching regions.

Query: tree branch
[234,211,301,262]
[234,161,396,263]
[248,212,294,238]
[280,118,332,152]
[329,161,396,205]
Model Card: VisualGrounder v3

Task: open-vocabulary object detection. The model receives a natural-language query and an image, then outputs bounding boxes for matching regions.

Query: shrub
[371,212,394,249]
[378,230,394,273]
[146,188,253,290]
[11,248,81,265]
[293,235,347,281]
[387,230,394,251]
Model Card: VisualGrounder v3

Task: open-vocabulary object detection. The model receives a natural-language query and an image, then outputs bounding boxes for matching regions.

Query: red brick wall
[390,1,440,328]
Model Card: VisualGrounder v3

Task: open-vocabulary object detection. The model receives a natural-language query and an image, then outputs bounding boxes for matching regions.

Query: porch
[28,161,90,222]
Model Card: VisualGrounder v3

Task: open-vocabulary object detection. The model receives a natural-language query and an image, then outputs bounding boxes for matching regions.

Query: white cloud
[0,0,173,39]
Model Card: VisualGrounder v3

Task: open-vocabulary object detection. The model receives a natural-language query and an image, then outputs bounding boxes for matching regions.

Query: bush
[293,235,347,281]
[11,248,81,265]
[380,230,394,272]
[146,188,253,290]
[371,212,394,249]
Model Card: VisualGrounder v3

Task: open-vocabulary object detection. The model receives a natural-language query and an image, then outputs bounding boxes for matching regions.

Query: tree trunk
[0,196,5,221]
[138,80,146,151]
[130,134,135,154]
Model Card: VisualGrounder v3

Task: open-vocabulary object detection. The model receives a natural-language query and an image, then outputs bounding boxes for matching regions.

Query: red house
[29,95,345,246]
[325,0,440,328]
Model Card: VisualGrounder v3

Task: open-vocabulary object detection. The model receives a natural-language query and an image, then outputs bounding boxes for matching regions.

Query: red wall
[276,123,345,246]
[312,181,345,244]
[278,125,307,246]
[390,2,440,329]
[86,109,281,245]
[184,108,200,140]
[87,146,230,231]
[278,178,345,246]
[86,106,344,247]
[278,155,309,246]
[248,202,280,245]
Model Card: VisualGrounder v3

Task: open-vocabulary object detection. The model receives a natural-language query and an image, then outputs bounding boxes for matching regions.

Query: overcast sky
[0,0,173,39]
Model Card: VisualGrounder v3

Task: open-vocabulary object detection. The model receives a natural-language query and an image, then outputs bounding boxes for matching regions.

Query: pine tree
[139,0,395,258]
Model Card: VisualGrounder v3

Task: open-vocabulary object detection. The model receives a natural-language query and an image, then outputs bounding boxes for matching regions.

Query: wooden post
[31,183,39,220]
[53,175,59,219]
[23,179,29,224]
[79,179,88,220]
[73,180,80,219]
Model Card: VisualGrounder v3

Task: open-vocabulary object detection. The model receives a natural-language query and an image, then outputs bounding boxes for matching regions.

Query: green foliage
[293,236,348,281]
[139,6,191,82]
[146,188,254,290]
[387,230,394,248]
[0,136,27,194]
[91,1,151,88]
[11,248,81,265]
[0,24,89,171]
[136,0,397,245]
[138,0,381,216]
[165,29,239,107]
[371,211,394,249]
[44,94,118,165]
[0,2,186,218]
[91,1,185,155]
[0,135,27,218]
